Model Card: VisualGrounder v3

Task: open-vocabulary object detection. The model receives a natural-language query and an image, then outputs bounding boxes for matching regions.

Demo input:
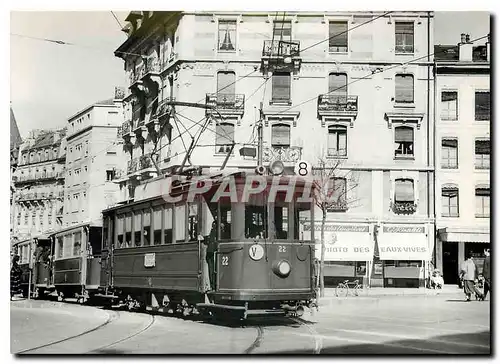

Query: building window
[328,73,348,103]
[441,91,458,120]
[395,22,414,54]
[216,71,236,103]
[395,74,414,103]
[393,178,416,214]
[271,73,291,103]
[394,126,414,157]
[271,123,291,147]
[106,169,116,181]
[215,122,234,154]
[329,21,348,53]
[475,91,490,120]
[327,125,347,157]
[475,140,490,169]
[218,20,236,51]
[273,20,292,41]
[442,186,459,217]
[475,187,490,218]
[326,177,347,211]
[441,139,458,169]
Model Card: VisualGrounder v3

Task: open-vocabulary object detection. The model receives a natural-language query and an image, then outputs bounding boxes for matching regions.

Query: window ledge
[328,51,349,55]
[326,155,348,160]
[475,214,490,219]
[474,167,490,171]
[442,215,460,218]
[394,156,415,161]
[395,52,415,56]
[441,166,459,170]
[393,102,415,109]
[270,100,292,107]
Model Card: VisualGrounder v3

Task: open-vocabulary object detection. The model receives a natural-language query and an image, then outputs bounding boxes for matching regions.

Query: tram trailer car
[33,237,55,299]
[12,240,32,297]
[99,171,317,319]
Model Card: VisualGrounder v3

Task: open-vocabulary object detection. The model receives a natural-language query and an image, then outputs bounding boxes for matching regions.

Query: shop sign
[378,225,429,260]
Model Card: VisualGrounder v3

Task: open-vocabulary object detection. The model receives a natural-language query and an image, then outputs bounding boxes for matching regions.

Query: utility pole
[257,101,264,167]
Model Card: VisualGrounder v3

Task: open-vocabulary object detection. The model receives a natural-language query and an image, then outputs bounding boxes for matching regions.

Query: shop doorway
[442,242,458,284]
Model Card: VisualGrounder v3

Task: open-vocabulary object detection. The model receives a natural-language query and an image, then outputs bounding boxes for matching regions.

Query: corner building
[115,11,435,288]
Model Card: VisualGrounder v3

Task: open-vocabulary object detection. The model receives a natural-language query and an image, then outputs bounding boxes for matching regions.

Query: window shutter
[329,22,348,48]
[272,73,291,101]
[395,179,414,202]
[272,124,291,146]
[328,74,347,102]
[396,22,414,35]
[216,123,234,145]
[475,140,490,154]
[395,127,414,142]
[442,139,458,148]
[395,75,414,102]
[475,188,490,197]
[217,71,236,95]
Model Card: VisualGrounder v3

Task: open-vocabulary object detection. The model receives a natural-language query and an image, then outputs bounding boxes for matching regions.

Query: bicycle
[335,279,362,297]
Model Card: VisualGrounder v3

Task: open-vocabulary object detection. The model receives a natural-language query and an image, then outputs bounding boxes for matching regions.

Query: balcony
[391,201,417,215]
[262,146,302,164]
[127,153,159,180]
[261,40,301,74]
[141,57,161,95]
[127,158,138,175]
[317,95,359,127]
[205,94,245,121]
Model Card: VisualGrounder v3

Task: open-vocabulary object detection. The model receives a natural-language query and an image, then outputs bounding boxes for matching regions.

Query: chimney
[459,33,473,62]
[487,34,490,62]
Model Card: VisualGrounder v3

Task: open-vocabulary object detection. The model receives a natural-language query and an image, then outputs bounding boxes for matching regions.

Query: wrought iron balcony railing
[318,95,358,113]
[129,64,145,86]
[262,146,302,163]
[391,201,417,215]
[144,57,161,75]
[262,40,301,58]
[139,153,159,170]
[205,93,245,111]
[127,158,139,175]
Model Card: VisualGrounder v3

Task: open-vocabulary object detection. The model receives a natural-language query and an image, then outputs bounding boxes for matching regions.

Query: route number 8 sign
[294,160,311,177]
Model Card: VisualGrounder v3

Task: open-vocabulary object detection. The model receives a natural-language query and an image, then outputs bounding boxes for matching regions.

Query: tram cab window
[245,193,268,239]
[273,204,289,240]
[134,212,142,246]
[164,207,173,244]
[124,214,132,248]
[116,215,124,248]
[143,210,151,246]
[175,204,186,243]
[153,207,162,245]
[294,202,312,240]
[220,202,231,240]
[73,231,82,256]
[103,218,109,250]
[63,234,73,257]
[56,236,63,258]
[188,203,199,242]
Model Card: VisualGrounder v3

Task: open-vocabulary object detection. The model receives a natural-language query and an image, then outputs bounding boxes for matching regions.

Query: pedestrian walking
[460,253,484,301]
[482,248,490,300]
[10,255,22,301]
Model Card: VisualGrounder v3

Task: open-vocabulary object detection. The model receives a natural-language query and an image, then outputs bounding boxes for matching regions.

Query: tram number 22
[221,256,229,266]
[278,245,287,253]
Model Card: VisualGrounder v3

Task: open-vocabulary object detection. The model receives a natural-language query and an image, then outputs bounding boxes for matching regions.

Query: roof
[94,98,115,106]
[10,107,22,150]
[68,98,117,122]
[32,131,55,149]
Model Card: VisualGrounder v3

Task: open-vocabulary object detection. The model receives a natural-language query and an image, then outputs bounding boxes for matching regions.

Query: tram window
[294,203,312,240]
[134,212,142,246]
[245,205,268,239]
[125,214,132,248]
[188,203,199,242]
[175,204,186,243]
[73,231,82,256]
[153,207,162,245]
[116,215,124,248]
[143,210,151,246]
[164,207,173,244]
[56,236,63,258]
[274,205,289,239]
[220,203,231,240]
[103,218,109,250]
[63,234,73,257]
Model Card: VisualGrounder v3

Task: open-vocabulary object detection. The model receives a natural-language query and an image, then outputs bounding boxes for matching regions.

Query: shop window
[393,178,416,214]
[441,91,458,120]
[475,187,490,218]
[475,91,490,120]
[327,125,347,157]
[395,22,414,54]
[441,139,458,169]
[271,123,291,147]
[442,187,459,217]
[218,20,236,51]
[395,74,414,103]
[394,126,414,157]
[329,21,348,52]
[475,139,490,169]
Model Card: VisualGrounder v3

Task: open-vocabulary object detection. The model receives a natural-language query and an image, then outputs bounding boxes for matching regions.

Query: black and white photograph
[8,5,491,356]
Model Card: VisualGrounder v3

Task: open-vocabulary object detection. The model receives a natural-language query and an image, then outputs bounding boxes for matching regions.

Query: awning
[304,223,373,261]
[378,224,430,261]
[438,228,490,243]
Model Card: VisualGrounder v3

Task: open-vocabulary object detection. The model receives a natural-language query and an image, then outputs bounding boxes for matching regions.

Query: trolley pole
[257,101,264,167]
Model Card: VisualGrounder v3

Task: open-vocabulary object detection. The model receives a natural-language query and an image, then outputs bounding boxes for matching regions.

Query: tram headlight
[273,259,291,278]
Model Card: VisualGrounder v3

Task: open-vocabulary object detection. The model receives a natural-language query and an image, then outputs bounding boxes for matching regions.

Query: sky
[10,11,490,138]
